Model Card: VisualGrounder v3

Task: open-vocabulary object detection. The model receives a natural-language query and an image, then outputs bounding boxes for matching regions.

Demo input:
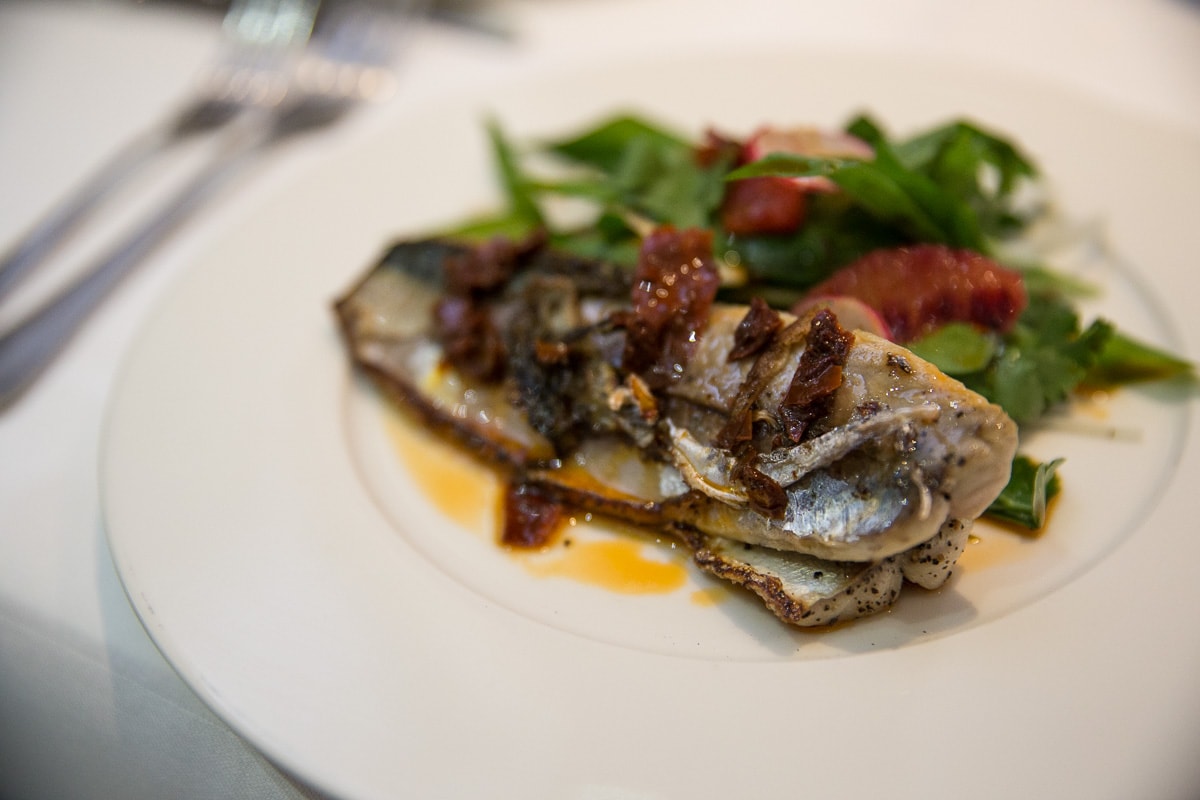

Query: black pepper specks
[887,353,913,374]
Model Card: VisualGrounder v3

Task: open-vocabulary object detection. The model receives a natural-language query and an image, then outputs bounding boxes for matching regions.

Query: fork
[0,0,321,305]
[0,0,418,408]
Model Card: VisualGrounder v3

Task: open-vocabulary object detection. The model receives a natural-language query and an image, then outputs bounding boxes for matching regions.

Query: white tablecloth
[2,1,1198,797]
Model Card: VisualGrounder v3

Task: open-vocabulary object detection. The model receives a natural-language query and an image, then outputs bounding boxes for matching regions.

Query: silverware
[0,0,416,409]
[0,0,321,304]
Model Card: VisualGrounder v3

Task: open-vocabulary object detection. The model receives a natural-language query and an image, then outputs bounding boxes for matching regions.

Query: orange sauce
[1076,389,1113,421]
[382,408,499,536]
[521,529,689,595]
[384,412,717,600]
[957,527,1034,571]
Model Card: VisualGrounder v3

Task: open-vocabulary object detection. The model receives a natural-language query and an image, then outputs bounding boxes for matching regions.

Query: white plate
[102,50,1200,800]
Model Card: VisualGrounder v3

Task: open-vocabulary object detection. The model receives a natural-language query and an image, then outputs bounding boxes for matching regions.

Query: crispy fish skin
[683,516,971,627]
[684,531,904,628]
[335,239,1017,627]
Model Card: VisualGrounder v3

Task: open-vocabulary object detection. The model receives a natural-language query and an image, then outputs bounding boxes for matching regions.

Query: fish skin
[899,518,971,589]
[335,239,1018,626]
[684,516,971,627]
[685,530,905,628]
[336,240,558,465]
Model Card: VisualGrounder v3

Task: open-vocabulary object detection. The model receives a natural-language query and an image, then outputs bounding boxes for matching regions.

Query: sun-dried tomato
[441,232,546,296]
[622,227,720,388]
[432,233,551,382]
[501,482,566,548]
[721,176,807,235]
[728,296,783,361]
[732,450,788,519]
[778,309,854,442]
[694,128,744,169]
[714,318,810,450]
[432,295,507,383]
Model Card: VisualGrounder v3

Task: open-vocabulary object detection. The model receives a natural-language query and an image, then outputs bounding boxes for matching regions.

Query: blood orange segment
[795,244,1027,343]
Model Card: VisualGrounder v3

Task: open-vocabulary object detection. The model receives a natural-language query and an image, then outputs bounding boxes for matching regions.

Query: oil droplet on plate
[689,585,734,607]
[957,524,1035,572]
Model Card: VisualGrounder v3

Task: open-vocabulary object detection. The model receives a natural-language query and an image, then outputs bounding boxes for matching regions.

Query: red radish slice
[791,295,894,340]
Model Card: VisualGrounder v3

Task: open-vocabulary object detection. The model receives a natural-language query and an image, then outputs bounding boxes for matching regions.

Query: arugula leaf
[846,115,990,248]
[549,210,642,266]
[485,118,544,230]
[443,210,541,242]
[1084,331,1196,387]
[832,159,965,244]
[890,118,1039,237]
[611,136,727,227]
[726,153,857,181]
[986,456,1063,529]
[729,115,1040,265]
[545,114,690,174]
[893,119,1034,188]
[529,176,619,205]
[540,114,731,232]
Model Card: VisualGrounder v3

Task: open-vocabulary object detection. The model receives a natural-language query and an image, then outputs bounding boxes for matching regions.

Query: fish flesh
[335,233,1017,627]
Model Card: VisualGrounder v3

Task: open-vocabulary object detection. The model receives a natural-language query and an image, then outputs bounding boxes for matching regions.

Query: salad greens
[728,115,1034,253]
[985,456,1064,530]
[446,111,1194,530]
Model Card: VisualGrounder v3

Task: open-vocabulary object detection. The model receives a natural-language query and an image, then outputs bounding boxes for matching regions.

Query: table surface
[2,1,1199,798]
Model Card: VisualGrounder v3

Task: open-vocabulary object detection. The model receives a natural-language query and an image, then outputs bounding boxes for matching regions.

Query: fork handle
[0,137,261,407]
[0,131,174,305]
[0,94,252,306]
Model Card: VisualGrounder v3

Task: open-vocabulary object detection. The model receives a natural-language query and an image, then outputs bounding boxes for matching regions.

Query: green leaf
[852,114,1041,240]
[725,153,858,180]
[485,117,544,229]
[962,293,1115,423]
[442,211,541,242]
[982,347,1051,422]
[986,456,1064,529]
[613,137,727,228]
[828,160,955,244]
[539,115,732,231]
[1085,331,1196,386]
[907,323,998,375]
[546,114,690,175]
[530,176,619,204]
[728,123,988,250]
[892,118,1040,238]
[895,119,1036,190]
[548,210,642,266]
[863,137,987,249]
[1015,265,1098,299]
[844,114,888,148]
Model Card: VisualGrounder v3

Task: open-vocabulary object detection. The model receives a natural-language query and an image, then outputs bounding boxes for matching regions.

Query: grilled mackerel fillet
[335,235,1017,627]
